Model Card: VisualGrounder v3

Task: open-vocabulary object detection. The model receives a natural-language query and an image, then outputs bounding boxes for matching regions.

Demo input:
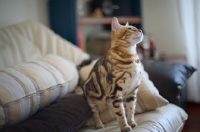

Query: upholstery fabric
[1,94,93,132]
[0,54,78,129]
[0,20,89,69]
[78,104,187,132]
[76,60,168,126]
[142,60,196,105]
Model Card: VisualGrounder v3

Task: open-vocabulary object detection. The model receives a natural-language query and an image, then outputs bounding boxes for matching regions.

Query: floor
[182,102,200,132]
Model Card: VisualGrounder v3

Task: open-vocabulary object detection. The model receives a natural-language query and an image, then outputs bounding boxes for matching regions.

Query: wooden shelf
[162,55,187,63]
[79,17,141,25]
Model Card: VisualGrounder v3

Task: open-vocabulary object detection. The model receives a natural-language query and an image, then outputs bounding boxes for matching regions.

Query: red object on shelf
[77,28,83,50]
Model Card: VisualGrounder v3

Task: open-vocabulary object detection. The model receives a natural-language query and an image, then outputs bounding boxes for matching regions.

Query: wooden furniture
[182,102,200,132]
[79,16,141,25]
[159,54,187,63]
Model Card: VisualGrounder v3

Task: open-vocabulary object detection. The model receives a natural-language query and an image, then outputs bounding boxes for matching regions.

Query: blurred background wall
[142,0,186,56]
[0,0,186,57]
[0,0,49,28]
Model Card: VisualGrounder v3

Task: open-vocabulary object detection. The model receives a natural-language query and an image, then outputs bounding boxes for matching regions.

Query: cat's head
[111,17,143,46]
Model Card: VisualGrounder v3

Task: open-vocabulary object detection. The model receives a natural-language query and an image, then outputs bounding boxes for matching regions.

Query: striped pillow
[0,54,78,129]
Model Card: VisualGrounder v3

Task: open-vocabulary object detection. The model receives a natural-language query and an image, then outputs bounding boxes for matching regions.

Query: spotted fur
[83,17,143,132]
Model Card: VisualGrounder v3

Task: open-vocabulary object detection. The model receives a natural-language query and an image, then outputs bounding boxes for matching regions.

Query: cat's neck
[111,40,138,55]
[128,45,137,55]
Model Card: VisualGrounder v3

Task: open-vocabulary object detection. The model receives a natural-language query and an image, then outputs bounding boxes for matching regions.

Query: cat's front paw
[95,123,105,129]
[121,125,132,132]
[130,122,137,128]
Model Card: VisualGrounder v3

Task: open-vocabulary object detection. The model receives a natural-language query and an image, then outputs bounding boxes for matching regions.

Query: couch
[0,20,196,132]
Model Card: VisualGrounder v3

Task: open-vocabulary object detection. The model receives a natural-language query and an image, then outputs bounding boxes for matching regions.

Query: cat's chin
[133,34,143,39]
[130,42,140,46]
[130,35,143,46]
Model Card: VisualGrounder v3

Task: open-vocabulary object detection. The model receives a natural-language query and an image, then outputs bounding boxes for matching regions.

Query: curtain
[176,0,200,103]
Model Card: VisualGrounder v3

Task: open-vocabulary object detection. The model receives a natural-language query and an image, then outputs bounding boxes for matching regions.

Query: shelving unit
[49,0,142,48]
[79,16,141,25]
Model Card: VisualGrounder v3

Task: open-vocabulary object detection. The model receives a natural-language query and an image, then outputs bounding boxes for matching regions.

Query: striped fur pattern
[83,17,143,132]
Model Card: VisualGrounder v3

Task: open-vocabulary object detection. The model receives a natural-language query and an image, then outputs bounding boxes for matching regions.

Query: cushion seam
[1,83,68,106]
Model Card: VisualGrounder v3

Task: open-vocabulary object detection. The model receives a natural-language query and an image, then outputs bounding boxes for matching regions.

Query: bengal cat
[83,17,143,132]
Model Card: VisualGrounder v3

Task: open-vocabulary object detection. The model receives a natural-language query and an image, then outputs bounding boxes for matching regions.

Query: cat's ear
[125,22,129,26]
[111,17,120,32]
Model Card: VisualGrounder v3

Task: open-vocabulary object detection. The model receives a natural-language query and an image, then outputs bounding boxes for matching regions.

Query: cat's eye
[128,28,132,30]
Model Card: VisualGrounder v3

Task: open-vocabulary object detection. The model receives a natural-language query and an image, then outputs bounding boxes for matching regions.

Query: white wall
[142,0,186,56]
[0,0,49,28]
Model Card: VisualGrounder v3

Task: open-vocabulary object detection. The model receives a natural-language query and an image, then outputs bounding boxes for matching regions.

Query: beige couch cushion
[0,20,89,69]
[78,104,187,132]
[0,54,78,129]
[75,60,168,126]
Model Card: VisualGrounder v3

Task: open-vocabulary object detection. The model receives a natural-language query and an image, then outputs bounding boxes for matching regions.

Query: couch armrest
[142,60,196,107]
